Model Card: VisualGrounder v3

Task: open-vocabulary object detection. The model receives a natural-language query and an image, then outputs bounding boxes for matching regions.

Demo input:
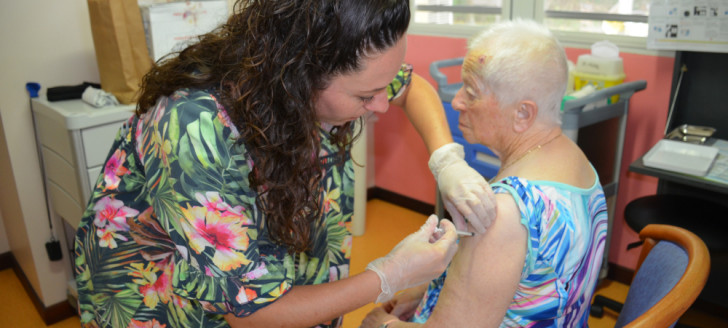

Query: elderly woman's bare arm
[424,193,527,327]
[365,194,527,328]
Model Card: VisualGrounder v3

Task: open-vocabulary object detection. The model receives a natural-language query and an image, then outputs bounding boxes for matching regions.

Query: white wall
[0,113,10,254]
[0,0,99,307]
[0,166,10,254]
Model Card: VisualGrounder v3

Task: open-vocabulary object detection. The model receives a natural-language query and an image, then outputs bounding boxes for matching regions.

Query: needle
[457,230,475,237]
[435,226,475,237]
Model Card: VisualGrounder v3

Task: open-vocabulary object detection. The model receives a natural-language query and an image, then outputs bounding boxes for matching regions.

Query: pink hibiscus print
[127,318,166,328]
[181,204,251,271]
[103,149,129,190]
[93,196,138,232]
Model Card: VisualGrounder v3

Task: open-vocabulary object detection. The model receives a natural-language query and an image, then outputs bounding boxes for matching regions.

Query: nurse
[74,0,495,327]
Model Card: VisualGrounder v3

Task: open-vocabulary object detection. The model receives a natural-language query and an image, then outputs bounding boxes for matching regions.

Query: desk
[628,138,728,196]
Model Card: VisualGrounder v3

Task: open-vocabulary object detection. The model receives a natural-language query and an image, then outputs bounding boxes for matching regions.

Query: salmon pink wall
[374,34,675,271]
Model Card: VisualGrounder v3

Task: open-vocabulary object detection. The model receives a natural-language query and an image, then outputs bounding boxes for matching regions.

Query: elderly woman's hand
[361,306,399,328]
[385,285,427,321]
[429,143,497,233]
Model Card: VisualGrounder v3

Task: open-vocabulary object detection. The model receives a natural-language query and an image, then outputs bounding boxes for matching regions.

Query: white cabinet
[31,97,135,228]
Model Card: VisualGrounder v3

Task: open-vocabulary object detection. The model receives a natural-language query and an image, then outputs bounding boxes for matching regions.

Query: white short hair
[464,19,568,124]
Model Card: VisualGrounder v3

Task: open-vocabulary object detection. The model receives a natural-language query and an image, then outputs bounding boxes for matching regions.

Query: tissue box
[141,1,229,62]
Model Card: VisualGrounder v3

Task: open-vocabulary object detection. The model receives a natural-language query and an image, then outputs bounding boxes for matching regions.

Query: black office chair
[623,194,728,253]
[591,224,710,328]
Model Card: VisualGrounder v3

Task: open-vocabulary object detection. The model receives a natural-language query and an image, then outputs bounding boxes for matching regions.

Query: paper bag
[87,0,153,104]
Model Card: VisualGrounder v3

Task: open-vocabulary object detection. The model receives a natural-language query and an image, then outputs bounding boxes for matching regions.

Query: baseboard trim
[367,187,435,215]
[1,252,75,325]
[0,251,13,271]
[606,262,634,285]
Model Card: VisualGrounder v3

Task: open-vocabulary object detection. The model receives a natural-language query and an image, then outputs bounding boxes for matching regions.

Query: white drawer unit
[31,97,135,228]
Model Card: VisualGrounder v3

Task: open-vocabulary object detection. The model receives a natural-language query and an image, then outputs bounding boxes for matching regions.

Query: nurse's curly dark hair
[135,0,410,253]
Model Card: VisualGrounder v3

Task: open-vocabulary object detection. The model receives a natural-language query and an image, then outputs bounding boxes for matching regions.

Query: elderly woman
[362,19,608,328]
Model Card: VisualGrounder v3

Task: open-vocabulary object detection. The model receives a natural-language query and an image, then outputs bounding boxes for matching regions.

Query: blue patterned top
[412,170,608,327]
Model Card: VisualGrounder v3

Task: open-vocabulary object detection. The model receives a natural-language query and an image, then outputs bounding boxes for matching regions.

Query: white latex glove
[366,215,458,303]
[429,143,496,233]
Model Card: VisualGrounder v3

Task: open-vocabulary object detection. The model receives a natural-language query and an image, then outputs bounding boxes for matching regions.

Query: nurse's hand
[366,215,457,303]
[428,143,496,233]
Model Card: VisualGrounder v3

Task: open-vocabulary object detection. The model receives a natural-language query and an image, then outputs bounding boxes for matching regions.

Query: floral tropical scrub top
[74,65,413,328]
[411,171,608,328]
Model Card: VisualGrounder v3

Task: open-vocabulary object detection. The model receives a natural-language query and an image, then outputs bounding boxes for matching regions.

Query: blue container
[26,82,41,98]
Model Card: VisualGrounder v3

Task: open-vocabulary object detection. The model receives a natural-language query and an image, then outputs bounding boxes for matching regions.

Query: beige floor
[2,199,725,327]
[0,268,80,328]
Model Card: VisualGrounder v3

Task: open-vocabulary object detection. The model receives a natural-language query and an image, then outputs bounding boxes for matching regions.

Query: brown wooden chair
[592,224,710,328]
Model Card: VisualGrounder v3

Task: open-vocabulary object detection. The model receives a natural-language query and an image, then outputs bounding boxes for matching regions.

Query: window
[410,0,655,54]
[413,0,503,26]
[542,0,650,37]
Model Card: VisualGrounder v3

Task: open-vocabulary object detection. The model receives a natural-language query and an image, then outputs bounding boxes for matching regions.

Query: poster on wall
[141,1,229,62]
[647,0,728,53]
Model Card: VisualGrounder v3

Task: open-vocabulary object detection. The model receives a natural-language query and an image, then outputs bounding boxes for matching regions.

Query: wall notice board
[647,0,728,53]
